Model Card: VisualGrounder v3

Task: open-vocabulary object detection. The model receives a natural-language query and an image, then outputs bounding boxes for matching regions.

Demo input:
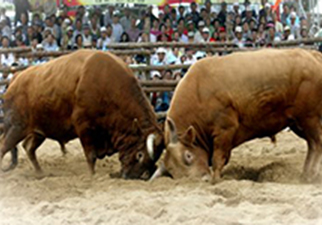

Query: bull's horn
[149,162,167,181]
[147,133,156,160]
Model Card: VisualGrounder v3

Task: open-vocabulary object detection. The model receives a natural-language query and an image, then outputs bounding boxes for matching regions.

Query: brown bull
[151,49,322,182]
[0,50,164,179]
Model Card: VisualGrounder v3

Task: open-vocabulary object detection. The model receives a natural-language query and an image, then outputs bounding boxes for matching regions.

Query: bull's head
[150,118,211,181]
[120,119,164,180]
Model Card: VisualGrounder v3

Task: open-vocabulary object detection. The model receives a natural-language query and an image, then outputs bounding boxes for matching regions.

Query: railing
[0,38,321,123]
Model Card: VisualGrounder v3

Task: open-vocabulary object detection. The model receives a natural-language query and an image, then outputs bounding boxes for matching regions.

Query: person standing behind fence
[13,0,30,26]
[97,26,114,50]
[111,11,123,42]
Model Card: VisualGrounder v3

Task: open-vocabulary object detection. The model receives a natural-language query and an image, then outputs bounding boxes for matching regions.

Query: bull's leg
[79,135,97,175]
[292,117,322,182]
[211,132,234,183]
[0,125,25,172]
[22,133,45,173]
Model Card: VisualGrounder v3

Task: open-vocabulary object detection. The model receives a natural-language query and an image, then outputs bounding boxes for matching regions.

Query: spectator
[194,20,205,43]
[73,19,83,42]
[83,24,93,47]
[97,25,114,50]
[266,23,281,45]
[153,47,167,66]
[13,0,30,26]
[61,26,73,50]
[273,12,283,36]
[43,0,57,18]
[104,5,115,26]
[232,2,240,17]
[217,2,227,26]
[281,4,290,25]
[74,34,83,49]
[120,32,130,43]
[201,27,211,42]
[0,19,12,39]
[178,5,185,20]
[0,7,11,28]
[120,8,131,31]
[89,14,100,39]
[126,16,141,42]
[233,26,244,48]
[288,12,300,39]
[0,36,14,67]
[42,33,59,52]
[190,2,200,25]
[111,11,123,42]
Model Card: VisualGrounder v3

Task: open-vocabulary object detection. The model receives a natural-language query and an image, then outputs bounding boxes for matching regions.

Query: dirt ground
[1,130,322,225]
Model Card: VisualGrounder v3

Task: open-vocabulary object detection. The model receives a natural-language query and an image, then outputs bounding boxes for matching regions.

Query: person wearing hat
[111,11,123,42]
[218,26,227,42]
[233,2,240,16]
[153,47,168,66]
[187,31,195,43]
[288,11,300,39]
[126,16,141,42]
[282,25,293,40]
[42,33,59,52]
[266,22,281,44]
[97,25,114,50]
[201,27,211,42]
[82,24,93,47]
[233,26,244,48]
[61,26,74,50]
[194,20,205,43]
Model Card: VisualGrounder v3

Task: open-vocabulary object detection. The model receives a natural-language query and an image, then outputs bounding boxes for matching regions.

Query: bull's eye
[183,150,194,165]
[136,151,144,162]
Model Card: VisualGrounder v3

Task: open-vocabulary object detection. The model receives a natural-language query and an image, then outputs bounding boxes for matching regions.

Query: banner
[62,0,166,6]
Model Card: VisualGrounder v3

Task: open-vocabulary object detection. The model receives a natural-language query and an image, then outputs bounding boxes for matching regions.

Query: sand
[1,130,322,225]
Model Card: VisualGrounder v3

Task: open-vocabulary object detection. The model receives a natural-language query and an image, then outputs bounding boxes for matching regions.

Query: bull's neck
[110,115,159,154]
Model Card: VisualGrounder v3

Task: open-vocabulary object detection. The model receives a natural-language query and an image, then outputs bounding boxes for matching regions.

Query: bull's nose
[202,174,211,183]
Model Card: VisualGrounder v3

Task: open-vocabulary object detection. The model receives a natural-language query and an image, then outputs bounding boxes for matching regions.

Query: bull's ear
[132,118,142,134]
[183,126,196,144]
[167,117,178,143]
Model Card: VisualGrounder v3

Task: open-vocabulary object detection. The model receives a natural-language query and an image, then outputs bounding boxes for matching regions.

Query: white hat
[233,2,239,7]
[151,71,161,78]
[246,5,252,11]
[100,27,107,32]
[284,26,290,31]
[202,27,210,33]
[198,20,205,27]
[235,26,242,33]
[156,47,167,54]
[187,31,194,37]
[64,18,71,24]
[290,12,297,18]
[36,44,43,49]
[265,2,271,8]
[67,26,73,32]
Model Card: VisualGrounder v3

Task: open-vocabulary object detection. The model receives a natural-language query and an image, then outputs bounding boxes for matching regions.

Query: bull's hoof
[1,162,18,172]
[300,172,320,183]
[211,176,223,185]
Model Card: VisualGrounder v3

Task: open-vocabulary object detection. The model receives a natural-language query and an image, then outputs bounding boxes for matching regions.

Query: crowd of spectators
[0,0,318,110]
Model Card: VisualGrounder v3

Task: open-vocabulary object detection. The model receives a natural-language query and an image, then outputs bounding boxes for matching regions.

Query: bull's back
[4,50,100,139]
[168,49,322,137]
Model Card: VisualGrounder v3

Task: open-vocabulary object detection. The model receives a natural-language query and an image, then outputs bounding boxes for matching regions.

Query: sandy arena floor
[1,131,322,225]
